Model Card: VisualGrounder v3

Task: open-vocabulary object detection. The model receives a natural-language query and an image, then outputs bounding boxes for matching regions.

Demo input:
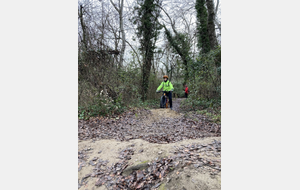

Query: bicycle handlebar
[156,90,172,93]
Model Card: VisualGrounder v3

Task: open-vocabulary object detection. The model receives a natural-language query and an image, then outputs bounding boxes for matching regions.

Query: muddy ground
[78,98,221,190]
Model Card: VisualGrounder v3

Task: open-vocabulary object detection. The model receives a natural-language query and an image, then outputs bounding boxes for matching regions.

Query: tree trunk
[119,0,125,68]
[79,5,87,50]
[206,0,218,49]
[137,0,161,101]
[142,55,152,101]
[196,0,210,53]
[142,17,154,101]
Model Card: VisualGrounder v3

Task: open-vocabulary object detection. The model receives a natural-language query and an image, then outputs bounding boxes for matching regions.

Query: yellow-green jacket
[156,80,174,92]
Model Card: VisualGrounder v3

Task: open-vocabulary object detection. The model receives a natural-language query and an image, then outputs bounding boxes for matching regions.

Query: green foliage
[195,0,210,53]
[133,0,163,43]
[172,81,185,98]
[132,0,163,101]
[188,46,221,101]
[181,97,220,110]
[197,109,221,124]
[181,99,221,124]
[164,29,191,58]
[129,99,158,110]
[78,57,162,119]
[78,89,126,120]
[164,27,191,83]
[115,64,143,104]
[181,46,221,118]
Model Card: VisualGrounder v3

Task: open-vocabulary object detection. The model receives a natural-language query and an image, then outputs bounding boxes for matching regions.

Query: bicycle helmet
[163,75,168,79]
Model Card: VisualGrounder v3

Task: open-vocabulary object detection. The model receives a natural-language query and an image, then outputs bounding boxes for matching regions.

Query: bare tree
[109,0,126,68]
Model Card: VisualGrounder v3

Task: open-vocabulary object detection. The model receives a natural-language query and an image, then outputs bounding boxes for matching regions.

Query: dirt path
[78,98,221,190]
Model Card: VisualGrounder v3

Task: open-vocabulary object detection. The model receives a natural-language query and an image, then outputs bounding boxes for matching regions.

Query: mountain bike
[156,91,170,108]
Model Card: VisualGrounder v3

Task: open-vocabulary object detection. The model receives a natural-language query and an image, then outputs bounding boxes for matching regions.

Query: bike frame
[157,91,169,108]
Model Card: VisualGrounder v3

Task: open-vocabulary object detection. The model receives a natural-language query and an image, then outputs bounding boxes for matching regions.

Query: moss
[158,183,166,190]
[139,160,149,164]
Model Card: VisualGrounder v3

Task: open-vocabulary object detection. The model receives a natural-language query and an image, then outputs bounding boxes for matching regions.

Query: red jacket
[185,87,189,94]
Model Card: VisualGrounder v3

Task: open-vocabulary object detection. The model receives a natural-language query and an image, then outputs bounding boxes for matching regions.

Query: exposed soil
[78,98,221,190]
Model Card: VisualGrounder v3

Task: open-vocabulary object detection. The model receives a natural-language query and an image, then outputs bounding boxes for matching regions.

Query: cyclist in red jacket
[184,84,189,98]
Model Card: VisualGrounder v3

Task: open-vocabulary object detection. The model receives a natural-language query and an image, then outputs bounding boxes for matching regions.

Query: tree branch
[125,39,141,67]
[109,0,120,12]
[215,0,219,16]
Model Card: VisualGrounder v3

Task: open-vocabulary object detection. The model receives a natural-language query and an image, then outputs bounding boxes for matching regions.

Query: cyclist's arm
[156,82,163,91]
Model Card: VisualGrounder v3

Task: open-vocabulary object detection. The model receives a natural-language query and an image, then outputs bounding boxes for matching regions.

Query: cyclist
[156,75,174,110]
[184,84,189,98]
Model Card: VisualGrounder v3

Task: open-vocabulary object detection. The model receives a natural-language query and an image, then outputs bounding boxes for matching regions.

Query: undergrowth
[180,98,221,124]
[78,98,159,120]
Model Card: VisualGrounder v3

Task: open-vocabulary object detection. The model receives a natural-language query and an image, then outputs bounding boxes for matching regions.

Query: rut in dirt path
[170,98,184,112]
[142,98,183,124]
[78,98,220,144]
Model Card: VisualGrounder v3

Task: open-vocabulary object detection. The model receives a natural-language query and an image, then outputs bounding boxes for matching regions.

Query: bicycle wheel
[160,96,166,108]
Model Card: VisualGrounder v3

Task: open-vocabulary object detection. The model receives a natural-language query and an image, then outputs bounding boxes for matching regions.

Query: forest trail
[78,98,221,190]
